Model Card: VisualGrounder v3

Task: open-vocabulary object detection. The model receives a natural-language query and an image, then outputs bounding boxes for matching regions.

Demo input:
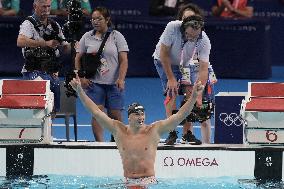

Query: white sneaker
[180,135,187,144]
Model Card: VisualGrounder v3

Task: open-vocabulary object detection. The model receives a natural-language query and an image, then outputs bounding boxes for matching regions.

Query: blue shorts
[154,59,182,92]
[154,59,214,102]
[22,71,60,112]
[188,64,214,84]
[85,82,124,110]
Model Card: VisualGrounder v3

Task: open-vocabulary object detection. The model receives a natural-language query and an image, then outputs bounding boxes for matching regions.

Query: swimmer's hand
[69,73,82,93]
[192,81,204,97]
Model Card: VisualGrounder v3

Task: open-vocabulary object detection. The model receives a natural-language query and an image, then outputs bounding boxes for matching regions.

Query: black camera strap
[96,31,111,57]
[25,16,60,38]
[25,16,42,34]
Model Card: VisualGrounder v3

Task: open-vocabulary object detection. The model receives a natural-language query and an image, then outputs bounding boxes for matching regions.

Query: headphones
[180,15,205,36]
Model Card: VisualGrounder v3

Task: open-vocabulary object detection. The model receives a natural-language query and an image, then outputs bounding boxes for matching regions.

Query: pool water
[0,175,282,189]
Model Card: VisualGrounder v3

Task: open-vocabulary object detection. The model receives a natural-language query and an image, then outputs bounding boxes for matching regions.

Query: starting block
[241,82,284,145]
[0,79,54,143]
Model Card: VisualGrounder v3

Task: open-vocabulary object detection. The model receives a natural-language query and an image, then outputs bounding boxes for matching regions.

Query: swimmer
[69,75,204,187]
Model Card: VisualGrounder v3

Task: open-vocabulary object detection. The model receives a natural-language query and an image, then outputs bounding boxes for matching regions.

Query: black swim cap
[127,102,145,116]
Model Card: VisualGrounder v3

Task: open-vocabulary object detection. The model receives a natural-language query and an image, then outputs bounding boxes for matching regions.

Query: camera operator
[17,0,69,114]
[153,5,216,145]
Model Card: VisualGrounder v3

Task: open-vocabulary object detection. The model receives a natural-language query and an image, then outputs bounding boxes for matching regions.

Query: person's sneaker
[110,135,115,142]
[180,134,187,144]
[165,131,178,145]
[184,130,202,145]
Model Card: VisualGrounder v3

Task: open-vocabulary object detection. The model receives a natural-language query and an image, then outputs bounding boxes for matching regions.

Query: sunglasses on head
[184,20,204,30]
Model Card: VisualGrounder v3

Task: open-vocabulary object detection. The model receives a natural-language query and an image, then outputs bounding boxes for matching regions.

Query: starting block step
[0,80,48,95]
[250,82,284,97]
[0,95,46,109]
[245,98,284,112]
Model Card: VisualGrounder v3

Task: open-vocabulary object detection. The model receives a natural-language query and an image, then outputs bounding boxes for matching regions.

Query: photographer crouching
[17,0,69,115]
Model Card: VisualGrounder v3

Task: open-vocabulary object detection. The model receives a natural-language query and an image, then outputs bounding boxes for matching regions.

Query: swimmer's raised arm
[69,76,118,134]
[154,81,204,135]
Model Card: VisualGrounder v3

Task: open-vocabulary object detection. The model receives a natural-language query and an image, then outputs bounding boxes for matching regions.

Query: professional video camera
[176,83,215,124]
[24,47,60,74]
[176,98,214,124]
[43,31,64,44]
[63,0,83,43]
[63,0,83,97]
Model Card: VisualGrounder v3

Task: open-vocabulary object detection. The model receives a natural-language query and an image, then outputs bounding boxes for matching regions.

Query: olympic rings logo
[219,113,244,127]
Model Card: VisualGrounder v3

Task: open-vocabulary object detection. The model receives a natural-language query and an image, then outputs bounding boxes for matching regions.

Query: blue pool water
[0,175,282,189]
